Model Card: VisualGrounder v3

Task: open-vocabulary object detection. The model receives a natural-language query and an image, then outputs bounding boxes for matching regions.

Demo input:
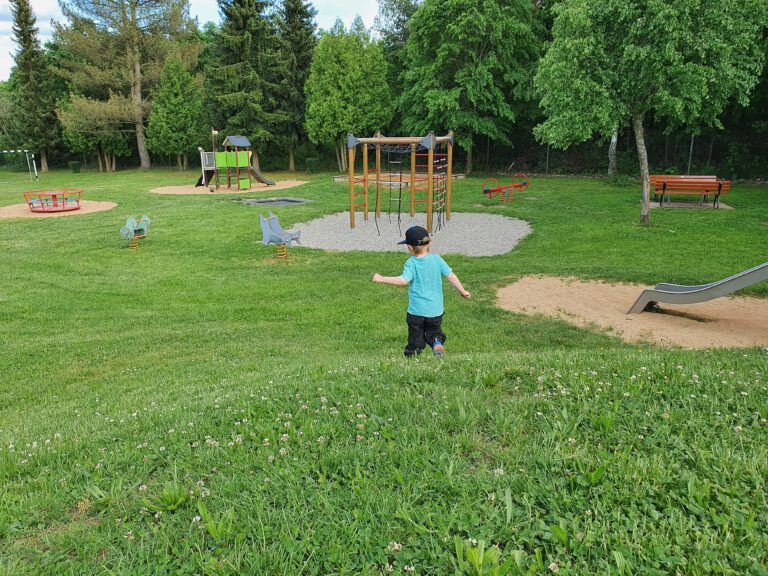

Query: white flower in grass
[138,484,148,492]
[384,562,394,573]
[734,426,743,433]
[567,438,576,445]
[493,467,504,477]
[125,530,134,541]
[549,562,559,572]
[404,565,415,573]
[192,515,201,524]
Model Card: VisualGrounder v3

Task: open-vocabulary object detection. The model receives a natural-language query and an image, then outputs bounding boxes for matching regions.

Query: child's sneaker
[433,340,445,357]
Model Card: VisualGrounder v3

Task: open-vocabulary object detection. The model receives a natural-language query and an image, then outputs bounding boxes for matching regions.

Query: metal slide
[628,261,768,313]
[249,167,276,186]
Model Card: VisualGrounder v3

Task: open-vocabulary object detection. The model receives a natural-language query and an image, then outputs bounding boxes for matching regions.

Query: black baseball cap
[398,226,431,246]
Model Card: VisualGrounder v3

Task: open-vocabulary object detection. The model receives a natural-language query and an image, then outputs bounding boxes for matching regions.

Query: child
[373,225,470,357]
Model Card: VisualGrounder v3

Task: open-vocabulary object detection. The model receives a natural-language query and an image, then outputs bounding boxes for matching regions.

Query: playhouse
[197,132,275,191]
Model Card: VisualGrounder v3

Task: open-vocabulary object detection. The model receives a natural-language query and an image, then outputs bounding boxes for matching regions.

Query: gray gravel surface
[293,211,531,257]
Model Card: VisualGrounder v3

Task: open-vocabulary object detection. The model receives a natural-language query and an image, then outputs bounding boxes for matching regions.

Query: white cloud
[0,0,380,81]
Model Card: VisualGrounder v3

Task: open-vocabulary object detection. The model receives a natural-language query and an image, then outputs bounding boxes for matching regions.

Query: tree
[147,58,204,169]
[207,0,281,170]
[57,95,134,172]
[274,0,317,171]
[534,0,767,224]
[374,0,421,119]
[8,0,59,172]
[399,0,540,175]
[56,0,199,169]
[305,18,393,172]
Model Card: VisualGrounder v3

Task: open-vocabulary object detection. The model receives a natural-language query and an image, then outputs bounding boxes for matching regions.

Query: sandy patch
[150,180,308,195]
[0,200,117,219]
[497,276,768,349]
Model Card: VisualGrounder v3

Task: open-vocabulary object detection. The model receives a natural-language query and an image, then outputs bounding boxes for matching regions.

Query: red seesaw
[482,173,529,202]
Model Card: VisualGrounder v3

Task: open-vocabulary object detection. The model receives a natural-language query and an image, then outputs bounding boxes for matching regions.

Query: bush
[304,157,321,174]
[68,161,81,173]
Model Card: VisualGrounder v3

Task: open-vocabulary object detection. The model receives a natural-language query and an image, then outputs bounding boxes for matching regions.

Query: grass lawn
[1,168,767,575]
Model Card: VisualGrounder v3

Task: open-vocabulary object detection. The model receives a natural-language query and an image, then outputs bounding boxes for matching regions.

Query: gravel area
[293,211,531,256]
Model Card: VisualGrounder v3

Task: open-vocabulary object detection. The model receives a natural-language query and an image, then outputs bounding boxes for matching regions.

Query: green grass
[1,168,767,575]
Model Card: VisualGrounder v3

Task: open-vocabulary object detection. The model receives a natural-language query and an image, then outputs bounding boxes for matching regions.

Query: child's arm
[446,272,471,298]
[373,273,409,286]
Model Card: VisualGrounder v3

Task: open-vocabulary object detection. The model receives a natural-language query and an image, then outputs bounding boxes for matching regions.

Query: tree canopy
[535,0,767,223]
[399,0,540,174]
[304,18,393,172]
[147,57,204,169]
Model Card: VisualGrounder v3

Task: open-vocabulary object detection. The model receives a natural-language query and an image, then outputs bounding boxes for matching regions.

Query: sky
[0,0,379,82]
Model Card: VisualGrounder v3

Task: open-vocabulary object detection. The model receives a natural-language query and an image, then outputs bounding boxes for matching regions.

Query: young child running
[373,225,470,357]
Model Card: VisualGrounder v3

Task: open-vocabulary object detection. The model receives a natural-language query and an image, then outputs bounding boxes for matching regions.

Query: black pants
[405,313,446,356]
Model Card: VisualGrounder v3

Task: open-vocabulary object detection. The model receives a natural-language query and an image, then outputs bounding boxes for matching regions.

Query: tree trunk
[608,126,618,176]
[183,153,188,171]
[177,154,183,170]
[111,154,116,172]
[96,148,103,173]
[632,112,650,225]
[128,18,150,169]
[288,145,295,172]
[102,149,111,172]
[335,141,342,173]
[40,150,49,173]
[465,147,473,176]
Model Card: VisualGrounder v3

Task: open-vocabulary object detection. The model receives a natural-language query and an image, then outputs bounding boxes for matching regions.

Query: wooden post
[410,144,416,217]
[362,144,369,221]
[446,132,453,221]
[348,145,355,228]
[375,140,382,217]
[427,134,434,233]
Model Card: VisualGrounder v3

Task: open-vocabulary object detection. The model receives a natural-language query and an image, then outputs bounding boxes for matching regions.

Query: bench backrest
[652,179,732,194]
[649,175,730,194]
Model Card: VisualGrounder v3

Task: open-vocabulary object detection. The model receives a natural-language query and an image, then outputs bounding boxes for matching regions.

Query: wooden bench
[649,175,731,208]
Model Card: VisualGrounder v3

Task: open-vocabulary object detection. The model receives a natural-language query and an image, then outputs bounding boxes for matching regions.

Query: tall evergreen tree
[56,0,199,169]
[374,0,421,126]
[147,58,205,169]
[9,0,59,172]
[274,0,317,171]
[399,0,540,175]
[209,0,281,170]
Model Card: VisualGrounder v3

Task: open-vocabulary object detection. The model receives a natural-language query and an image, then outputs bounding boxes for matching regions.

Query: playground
[1,166,767,574]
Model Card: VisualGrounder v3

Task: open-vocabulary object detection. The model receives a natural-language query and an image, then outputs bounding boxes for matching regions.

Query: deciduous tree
[56,0,199,169]
[305,18,393,172]
[399,0,539,175]
[535,0,767,224]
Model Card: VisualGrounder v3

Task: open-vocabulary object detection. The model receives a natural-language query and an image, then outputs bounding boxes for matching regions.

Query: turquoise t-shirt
[400,254,453,317]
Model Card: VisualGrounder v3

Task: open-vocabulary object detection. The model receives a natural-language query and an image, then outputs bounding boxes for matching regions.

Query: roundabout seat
[24,188,82,213]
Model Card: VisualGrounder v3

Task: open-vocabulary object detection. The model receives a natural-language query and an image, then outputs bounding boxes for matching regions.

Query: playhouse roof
[222,135,251,148]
